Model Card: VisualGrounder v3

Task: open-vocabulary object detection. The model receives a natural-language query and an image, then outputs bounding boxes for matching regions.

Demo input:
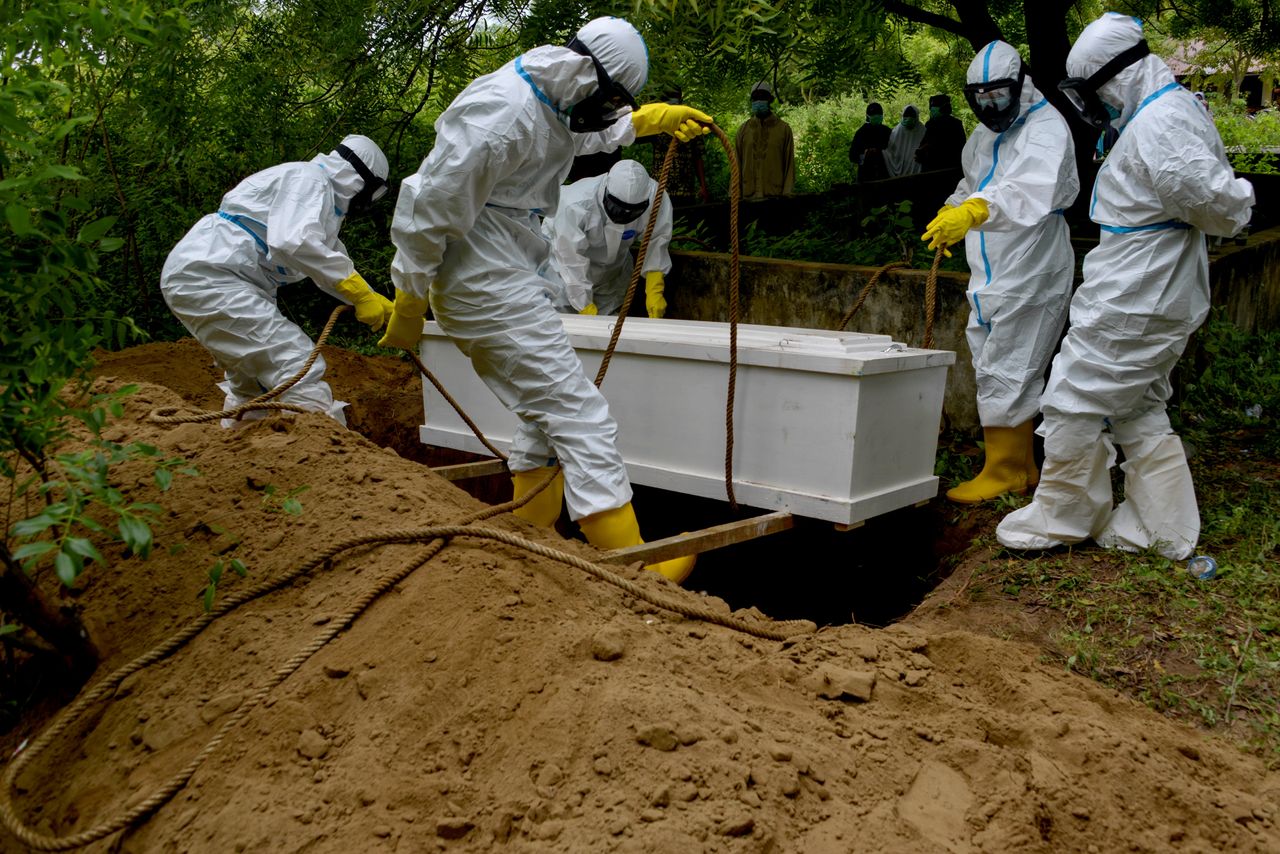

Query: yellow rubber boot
[945,422,1035,504]
[511,467,564,528]
[579,503,696,584]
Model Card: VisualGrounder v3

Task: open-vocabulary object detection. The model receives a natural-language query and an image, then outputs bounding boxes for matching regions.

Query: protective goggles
[566,37,637,133]
[1058,40,1150,129]
[603,191,649,225]
[963,68,1024,133]
[335,143,389,208]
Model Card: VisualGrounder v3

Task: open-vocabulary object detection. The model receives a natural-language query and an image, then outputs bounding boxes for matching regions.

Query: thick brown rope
[712,124,742,512]
[405,349,509,462]
[836,261,908,332]
[148,305,349,426]
[0,128,781,850]
[0,513,812,851]
[835,245,944,349]
[598,125,741,511]
[923,245,943,349]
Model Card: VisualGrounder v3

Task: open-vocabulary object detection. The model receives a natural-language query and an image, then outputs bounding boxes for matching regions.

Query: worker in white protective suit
[923,41,1079,503]
[542,159,674,318]
[997,13,1254,559]
[382,17,712,582]
[161,135,392,428]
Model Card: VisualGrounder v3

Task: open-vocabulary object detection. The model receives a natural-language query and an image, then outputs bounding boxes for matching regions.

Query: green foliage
[261,484,310,517]
[1175,311,1280,454]
[203,558,247,612]
[1213,105,1280,174]
[8,433,198,586]
[742,199,966,270]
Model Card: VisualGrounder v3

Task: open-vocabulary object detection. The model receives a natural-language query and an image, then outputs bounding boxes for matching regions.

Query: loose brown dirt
[2,340,1277,852]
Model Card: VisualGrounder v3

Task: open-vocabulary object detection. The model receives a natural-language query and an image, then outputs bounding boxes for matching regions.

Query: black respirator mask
[1058,40,1150,129]
[964,65,1026,133]
[565,36,637,133]
[336,143,390,211]
[602,191,649,225]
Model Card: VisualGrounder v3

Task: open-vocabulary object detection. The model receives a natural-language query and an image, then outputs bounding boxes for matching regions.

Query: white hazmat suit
[997,14,1254,559]
[939,41,1078,504]
[542,159,673,316]
[388,21,645,520]
[161,135,390,427]
[950,42,1078,427]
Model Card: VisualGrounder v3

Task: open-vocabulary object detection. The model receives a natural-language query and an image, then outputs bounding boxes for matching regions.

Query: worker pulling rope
[14,161,809,845]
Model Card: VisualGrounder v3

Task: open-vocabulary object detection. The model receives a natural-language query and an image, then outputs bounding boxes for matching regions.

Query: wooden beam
[600,511,794,564]
[431,459,508,481]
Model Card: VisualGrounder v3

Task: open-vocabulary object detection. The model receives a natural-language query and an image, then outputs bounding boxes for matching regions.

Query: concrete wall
[1209,225,1280,334]
[667,223,1280,435]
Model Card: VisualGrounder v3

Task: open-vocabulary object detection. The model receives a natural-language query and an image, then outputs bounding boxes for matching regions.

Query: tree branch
[881,0,969,38]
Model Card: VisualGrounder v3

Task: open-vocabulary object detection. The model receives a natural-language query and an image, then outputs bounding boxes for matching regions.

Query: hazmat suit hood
[575,16,649,99]
[310,134,389,213]
[965,41,1034,131]
[599,159,654,225]
[1066,13,1176,130]
[513,46,605,120]
[597,159,655,261]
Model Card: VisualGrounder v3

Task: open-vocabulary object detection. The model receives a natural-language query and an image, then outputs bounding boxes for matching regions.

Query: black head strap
[1086,40,1150,89]
[335,143,388,209]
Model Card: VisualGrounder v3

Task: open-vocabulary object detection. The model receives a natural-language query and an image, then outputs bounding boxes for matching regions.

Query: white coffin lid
[432,315,955,376]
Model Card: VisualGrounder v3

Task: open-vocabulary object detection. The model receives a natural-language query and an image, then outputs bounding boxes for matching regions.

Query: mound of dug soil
[3,345,1278,853]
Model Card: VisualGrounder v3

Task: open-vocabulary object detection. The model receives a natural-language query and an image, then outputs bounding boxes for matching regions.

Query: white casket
[418,316,954,526]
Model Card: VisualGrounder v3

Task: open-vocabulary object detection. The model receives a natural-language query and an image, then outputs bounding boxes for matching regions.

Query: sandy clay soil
[0,338,1277,853]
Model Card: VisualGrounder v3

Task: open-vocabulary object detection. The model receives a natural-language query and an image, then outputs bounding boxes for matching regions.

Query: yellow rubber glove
[377,289,430,349]
[644,271,667,318]
[922,197,989,257]
[631,103,713,143]
[580,303,598,316]
[333,272,394,330]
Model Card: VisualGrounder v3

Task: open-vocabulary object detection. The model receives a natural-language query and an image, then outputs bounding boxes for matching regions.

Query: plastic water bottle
[1187,555,1218,580]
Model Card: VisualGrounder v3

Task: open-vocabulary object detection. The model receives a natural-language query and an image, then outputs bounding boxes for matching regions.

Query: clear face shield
[602,191,649,225]
[1058,40,1150,129]
[565,36,638,133]
[964,68,1024,132]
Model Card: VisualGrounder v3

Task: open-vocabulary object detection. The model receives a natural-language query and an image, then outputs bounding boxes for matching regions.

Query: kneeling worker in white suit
[161,135,393,427]
[997,14,1254,559]
[543,159,674,318]
[382,17,711,582]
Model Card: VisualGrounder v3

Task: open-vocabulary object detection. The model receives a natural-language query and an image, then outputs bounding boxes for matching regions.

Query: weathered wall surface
[667,224,1280,435]
[1208,225,1280,334]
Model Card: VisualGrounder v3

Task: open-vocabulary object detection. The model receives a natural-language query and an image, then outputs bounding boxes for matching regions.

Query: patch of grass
[977,455,1280,768]
[937,317,1280,766]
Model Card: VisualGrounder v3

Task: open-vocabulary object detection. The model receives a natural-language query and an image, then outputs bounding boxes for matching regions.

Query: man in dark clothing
[915,94,966,172]
[848,102,891,182]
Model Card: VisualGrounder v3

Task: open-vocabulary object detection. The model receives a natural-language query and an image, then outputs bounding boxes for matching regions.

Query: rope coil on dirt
[0,513,812,851]
[3,123,805,851]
